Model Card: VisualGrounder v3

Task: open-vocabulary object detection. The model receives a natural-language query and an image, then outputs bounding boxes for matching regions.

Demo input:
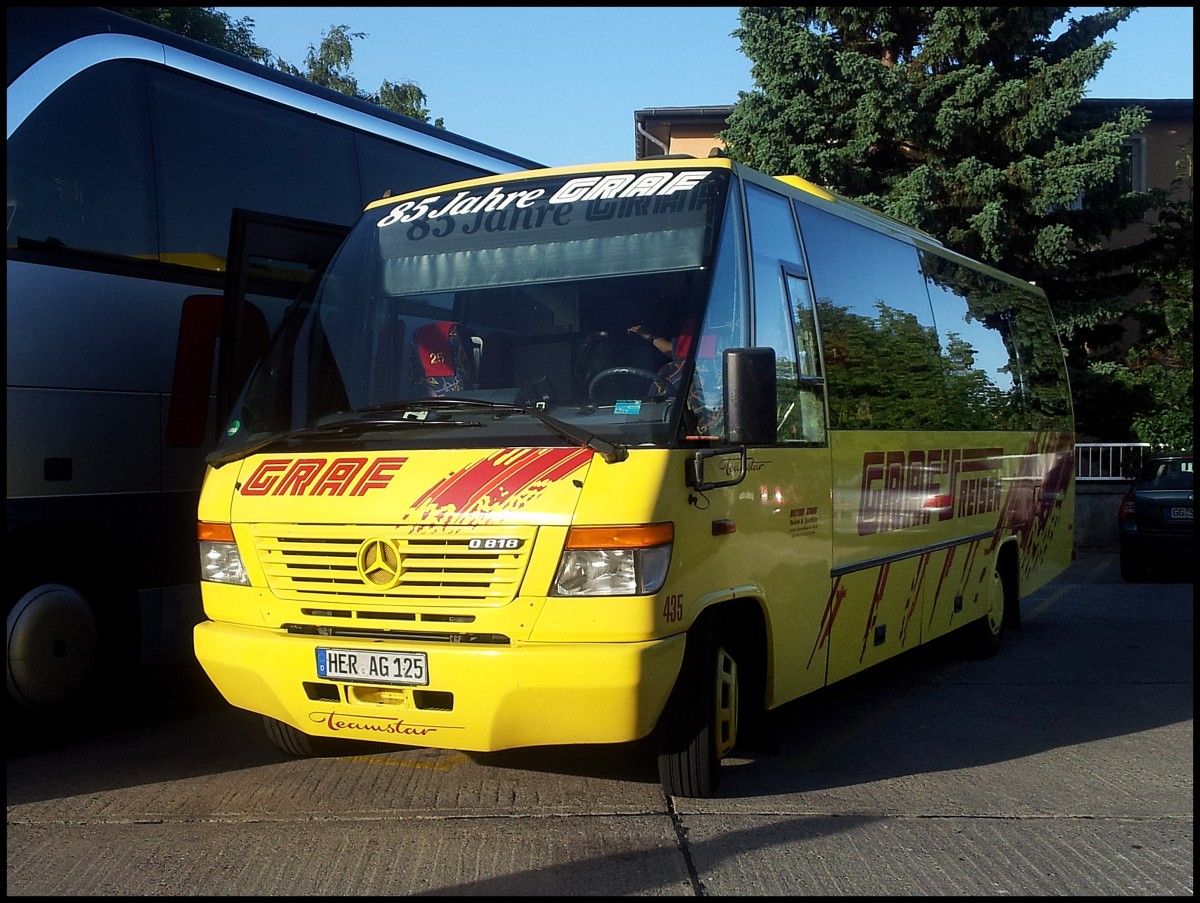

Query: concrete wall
[1074,482,1128,550]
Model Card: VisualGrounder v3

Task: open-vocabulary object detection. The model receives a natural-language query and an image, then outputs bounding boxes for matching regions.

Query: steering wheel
[588,366,675,400]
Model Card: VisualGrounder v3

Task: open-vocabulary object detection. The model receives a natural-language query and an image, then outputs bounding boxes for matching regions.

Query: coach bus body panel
[6,6,538,716]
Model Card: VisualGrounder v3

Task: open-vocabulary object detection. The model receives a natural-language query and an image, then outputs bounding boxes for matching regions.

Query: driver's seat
[579,330,662,400]
[410,321,479,397]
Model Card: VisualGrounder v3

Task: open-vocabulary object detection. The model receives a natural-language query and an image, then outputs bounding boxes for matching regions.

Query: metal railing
[1075,442,1153,481]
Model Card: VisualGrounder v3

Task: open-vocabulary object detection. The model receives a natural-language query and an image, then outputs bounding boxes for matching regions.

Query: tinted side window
[744,182,827,444]
[7,61,500,279]
[687,188,752,440]
[746,181,804,351]
[782,270,828,445]
[356,134,489,204]
[149,67,363,268]
[920,249,1072,431]
[1004,283,1074,431]
[921,251,1022,429]
[794,202,942,430]
[7,61,158,260]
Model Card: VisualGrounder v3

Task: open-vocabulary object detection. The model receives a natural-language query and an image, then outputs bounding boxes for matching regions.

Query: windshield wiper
[209,398,628,469]
[422,397,629,464]
[357,397,628,464]
[206,416,481,469]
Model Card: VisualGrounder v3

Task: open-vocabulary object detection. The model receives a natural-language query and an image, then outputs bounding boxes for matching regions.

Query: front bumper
[194,620,685,751]
[1118,529,1194,560]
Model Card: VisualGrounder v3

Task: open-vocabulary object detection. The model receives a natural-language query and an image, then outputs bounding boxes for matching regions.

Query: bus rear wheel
[656,616,739,799]
[958,561,1008,659]
[7,583,99,712]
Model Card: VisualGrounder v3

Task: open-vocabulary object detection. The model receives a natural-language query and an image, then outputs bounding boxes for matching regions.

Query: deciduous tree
[1090,178,1193,449]
[108,7,268,62]
[108,8,443,126]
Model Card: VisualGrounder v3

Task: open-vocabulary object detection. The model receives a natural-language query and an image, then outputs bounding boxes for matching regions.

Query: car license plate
[316,647,428,686]
[1168,507,1192,520]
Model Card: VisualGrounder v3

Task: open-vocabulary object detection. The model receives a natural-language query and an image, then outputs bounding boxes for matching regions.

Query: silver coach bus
[6,6,538,718]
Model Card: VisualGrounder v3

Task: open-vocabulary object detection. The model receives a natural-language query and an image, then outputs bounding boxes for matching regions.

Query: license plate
[316,647,428,686]
[1168,507,1193,520]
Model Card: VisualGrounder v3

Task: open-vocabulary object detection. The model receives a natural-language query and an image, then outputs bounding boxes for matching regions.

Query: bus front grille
[251,524,537,604]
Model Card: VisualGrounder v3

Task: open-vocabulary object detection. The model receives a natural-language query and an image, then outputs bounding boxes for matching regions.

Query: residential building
[633,100,1193,216]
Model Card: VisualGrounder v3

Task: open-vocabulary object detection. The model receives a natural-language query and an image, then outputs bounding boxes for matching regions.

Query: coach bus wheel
[656,616,738,798]
[262,715,377,758]
[7,583,99,712]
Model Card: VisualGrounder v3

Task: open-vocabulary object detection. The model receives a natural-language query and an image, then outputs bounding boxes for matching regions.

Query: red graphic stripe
[809,577,844,669]
[960,539,979,584]
[901,553,929,645]
[413,448,592,514]
[468,447,590,509]
[929,546,956,626]
[860,563,890,661]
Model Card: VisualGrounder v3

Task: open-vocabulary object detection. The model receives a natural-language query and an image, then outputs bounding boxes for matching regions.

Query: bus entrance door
[217,209,350,432]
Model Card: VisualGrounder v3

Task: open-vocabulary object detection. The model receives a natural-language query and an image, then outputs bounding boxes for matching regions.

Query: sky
[220,7,1194,168]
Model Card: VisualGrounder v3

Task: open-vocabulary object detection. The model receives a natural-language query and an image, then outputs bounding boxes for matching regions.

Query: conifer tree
[720,7,1162,438]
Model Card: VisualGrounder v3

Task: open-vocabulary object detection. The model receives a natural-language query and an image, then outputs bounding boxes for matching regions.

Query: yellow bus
[194,157,1075,797]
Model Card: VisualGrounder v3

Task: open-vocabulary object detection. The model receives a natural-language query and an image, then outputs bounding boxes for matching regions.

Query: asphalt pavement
[6,551,1193,895]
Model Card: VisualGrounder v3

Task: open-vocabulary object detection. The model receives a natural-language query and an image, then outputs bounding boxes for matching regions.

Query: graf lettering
[240,456,407,497]
[857,447,1003,536]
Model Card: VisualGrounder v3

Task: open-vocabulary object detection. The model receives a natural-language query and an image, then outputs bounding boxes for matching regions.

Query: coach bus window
[793,202,943,431]
[149,68,362,270]
[7,62,156,262]
[356,135,490,202]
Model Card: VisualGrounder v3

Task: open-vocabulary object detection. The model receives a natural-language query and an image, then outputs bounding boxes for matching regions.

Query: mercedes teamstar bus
[193,157,1075,798]
[6,6,538,720]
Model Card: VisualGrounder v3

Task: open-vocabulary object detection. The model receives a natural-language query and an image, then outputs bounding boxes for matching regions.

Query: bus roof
[367,156,942,246]
[362,156,1045,296]
[6,6,542,172]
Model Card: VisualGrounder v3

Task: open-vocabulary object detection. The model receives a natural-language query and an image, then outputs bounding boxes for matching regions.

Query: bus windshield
[221,166,733,457]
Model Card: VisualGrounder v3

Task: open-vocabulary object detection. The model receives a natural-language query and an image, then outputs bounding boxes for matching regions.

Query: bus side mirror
[684,347,777,492]
[724,347,777,445]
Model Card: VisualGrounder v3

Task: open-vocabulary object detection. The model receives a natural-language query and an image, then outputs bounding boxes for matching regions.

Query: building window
[1063,134,1148,211]
[1117,135,1148,193]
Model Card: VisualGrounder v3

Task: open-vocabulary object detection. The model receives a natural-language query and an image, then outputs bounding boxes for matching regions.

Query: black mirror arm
[685,446,747,492]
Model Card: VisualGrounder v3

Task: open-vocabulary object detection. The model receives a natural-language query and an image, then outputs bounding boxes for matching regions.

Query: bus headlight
[552,524,673,596]
[198,522,250,586]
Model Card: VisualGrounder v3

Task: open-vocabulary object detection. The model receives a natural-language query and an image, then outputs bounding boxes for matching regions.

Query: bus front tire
[262,715,376,758]
[656,617,738,799]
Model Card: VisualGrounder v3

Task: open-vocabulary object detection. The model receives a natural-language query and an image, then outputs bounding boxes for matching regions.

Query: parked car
[1117,450,1194,581]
